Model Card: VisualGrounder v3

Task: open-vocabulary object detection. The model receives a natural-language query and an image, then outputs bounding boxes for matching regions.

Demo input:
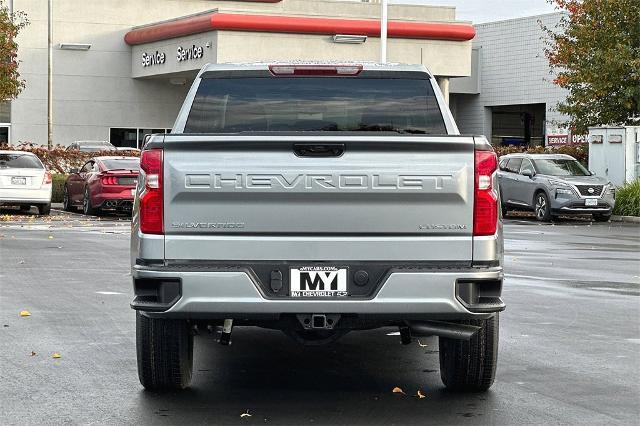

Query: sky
[391,0,558,23]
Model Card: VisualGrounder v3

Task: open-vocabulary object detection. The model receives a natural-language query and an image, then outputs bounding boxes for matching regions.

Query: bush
[52,174,67,204]
[493,143,588,166]
[613,180,640,217]
[0,143,139,173]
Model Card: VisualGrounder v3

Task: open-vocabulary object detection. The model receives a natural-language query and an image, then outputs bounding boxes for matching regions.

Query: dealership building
[3,0,477,148]
[3,1,571,148]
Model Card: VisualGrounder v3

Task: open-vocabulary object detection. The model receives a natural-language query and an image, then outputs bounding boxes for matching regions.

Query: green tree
[0,1,28,101]
[544,0,640,133]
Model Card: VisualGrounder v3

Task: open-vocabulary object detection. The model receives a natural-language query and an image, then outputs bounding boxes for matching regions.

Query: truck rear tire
[438,314,499,392]
[136,312,193,390]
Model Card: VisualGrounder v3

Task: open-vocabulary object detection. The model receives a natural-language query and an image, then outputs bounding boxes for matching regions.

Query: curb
[611,215,640,224]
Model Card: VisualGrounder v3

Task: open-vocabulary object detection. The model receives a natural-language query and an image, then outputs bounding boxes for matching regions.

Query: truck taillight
[42,171,52,185]
[473,149,498,236]
[139,149,163,234]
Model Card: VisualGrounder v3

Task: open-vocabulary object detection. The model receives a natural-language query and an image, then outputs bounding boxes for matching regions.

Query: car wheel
[38,203,51,216]
[82,187,98,216]
[534,192,551,222]
[63,186,74,211]
[592,213,611,222]
[136,312,193,390]
[439,314,499,392]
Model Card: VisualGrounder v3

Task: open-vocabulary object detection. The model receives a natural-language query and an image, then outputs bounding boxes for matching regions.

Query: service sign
[141,51,166,68]
[177,45,204,62]
[132,34,215,78]
[547,134,569,146]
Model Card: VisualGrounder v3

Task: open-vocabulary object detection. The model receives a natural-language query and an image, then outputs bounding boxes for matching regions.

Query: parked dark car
[63,156,140,215]
[498,153,615,222]
[66,141,117,152]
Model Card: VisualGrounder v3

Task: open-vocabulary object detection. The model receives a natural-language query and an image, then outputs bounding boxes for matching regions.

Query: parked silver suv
[498,153,615,222]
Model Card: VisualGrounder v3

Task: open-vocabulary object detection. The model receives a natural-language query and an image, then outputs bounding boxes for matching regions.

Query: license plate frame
[290,266,349,298]
[585,198,598,206]
[11,176,26,185]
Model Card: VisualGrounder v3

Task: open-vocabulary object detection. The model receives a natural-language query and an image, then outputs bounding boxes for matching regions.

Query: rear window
[185,77,447,134]
[101,158,140,171]
[0,153,43,169]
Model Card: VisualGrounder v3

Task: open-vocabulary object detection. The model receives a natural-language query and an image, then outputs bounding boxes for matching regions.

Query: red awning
[124,12,475,46]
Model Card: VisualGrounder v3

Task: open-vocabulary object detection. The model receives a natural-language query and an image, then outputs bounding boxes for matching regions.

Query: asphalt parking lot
[1,208,638,425]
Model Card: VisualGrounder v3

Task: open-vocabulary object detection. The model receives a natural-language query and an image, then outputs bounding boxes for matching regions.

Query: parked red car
[64,156,140,215]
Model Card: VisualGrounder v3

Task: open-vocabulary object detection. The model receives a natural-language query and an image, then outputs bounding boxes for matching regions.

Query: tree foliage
[0,1,28,101]
[543,0,640,133]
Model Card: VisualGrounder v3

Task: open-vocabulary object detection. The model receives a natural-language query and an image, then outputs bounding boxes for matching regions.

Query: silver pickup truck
[131,62,504,392]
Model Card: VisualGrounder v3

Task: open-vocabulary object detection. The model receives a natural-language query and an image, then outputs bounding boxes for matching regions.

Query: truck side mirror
[522,169,534,178]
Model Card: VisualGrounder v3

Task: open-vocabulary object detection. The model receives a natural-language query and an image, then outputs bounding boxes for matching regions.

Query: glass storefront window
[110,127,172,148]
[110,128,138,148]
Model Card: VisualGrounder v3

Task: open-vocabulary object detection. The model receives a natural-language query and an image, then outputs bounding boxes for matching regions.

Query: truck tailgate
[163,136,474,262]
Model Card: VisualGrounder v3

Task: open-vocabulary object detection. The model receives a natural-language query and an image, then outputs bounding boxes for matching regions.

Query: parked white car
[0,150,52,215]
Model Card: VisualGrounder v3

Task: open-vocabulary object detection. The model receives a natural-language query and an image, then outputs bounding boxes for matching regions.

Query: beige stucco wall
[11,0,468,146]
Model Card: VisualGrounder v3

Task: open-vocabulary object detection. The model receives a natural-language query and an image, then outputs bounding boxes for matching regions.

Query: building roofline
[475,11,563,27]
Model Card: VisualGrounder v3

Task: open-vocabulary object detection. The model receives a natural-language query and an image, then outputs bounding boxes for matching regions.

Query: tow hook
[218,319,233,345]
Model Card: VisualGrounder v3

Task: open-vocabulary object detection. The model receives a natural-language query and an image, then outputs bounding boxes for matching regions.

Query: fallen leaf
[392,387,406,395]
[240,411,252,418]
[48,235,54,239]
[417,390,426,399]
[52,352,61,359]
[18,260,25,264]
[31,351,37,357]
[20,310,31,317]
[417,340,428,347]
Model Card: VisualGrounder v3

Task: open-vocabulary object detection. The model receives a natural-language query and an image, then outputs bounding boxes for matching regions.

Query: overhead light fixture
[59,43,92,51]
[332,34,367,44]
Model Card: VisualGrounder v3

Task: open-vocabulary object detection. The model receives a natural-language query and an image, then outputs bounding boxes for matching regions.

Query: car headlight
[556,188,574,196]
[605,183,615,197]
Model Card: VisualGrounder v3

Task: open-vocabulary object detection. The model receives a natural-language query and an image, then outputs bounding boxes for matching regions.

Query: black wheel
[82,187,97,216]
[63,185,74,211]
[136,312,193,390]
[592,213,611,222]
[439,314,499,392]
[534,192,552,222]
[38,203,51,216]
[19,205,31,213]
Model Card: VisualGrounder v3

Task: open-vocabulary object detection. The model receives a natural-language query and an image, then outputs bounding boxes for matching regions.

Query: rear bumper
[0,187,52,204]
[94,188,135,211]
[131,265,504,319]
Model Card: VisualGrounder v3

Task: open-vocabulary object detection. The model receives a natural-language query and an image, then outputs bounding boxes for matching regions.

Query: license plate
[585,198,598,206]
[11,177,26,185]
[290,266,348,297]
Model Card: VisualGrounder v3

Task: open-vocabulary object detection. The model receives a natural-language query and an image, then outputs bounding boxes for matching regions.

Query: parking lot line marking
[95,291,124,295]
